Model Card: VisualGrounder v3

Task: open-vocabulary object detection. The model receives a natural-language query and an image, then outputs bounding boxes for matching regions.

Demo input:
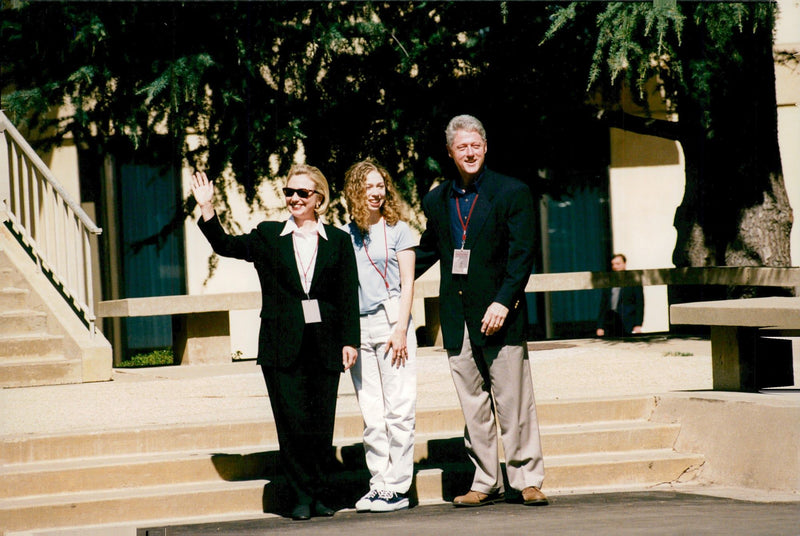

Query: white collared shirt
[280,216,328,294]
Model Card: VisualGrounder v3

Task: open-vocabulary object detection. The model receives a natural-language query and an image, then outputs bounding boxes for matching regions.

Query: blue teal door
[543,184,611,338]
[117,162,186,357]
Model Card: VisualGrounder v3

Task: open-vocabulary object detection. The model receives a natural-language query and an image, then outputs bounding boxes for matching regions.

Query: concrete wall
[652,392,800,493]
[608,130,684,333]
[774,0,800,268]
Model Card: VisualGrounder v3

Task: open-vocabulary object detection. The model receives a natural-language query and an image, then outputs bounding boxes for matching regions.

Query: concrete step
[0,481,269,534]
[538,396,656,424]
[0,446,282,499]
[0,225,114,389]
[0,396,704,534]
[2,398,656,464]
[0,333,64,359]
[0,287,31,310]
[0,355,82,388]
[0,291,82,388]
[541,421,681,456]
[542,449,705,489]
[0,264,28,289]
[414,450,705,500]
[0,309,49,335]
[0,421,681,498]
[0,397,703,531]
[0,450,704,534]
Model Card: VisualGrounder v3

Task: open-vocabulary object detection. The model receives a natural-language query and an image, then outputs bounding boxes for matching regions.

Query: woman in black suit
[191,165,360,520]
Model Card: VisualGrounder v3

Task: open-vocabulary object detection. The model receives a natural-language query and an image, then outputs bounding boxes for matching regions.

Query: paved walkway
[2,335,732,437]
[153,491,800,536]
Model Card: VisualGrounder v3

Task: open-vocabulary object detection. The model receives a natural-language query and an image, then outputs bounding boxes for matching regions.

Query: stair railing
[0,111,102,335]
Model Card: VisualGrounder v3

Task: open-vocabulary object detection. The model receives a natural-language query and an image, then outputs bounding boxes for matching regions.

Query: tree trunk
[671,6,792,284]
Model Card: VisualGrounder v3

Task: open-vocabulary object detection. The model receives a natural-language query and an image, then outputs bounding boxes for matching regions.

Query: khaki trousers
[447,327,545,493]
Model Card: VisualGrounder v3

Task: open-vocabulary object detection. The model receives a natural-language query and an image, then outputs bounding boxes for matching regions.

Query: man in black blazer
[416,115,547,507]
[596,253,644,337]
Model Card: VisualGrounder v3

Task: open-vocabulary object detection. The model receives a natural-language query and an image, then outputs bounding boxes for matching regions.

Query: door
[117,161,186,357]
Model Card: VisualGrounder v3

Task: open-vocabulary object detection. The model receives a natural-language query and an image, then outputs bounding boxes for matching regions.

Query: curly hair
[343,160,404,234]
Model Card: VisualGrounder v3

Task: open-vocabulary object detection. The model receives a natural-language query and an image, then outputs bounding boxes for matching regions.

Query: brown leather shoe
[521,486,549,506]
[453,490,505,507]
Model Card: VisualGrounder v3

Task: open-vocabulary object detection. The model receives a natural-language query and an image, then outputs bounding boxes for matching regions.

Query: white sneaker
[355,489,379,512]
[370,490,409,512]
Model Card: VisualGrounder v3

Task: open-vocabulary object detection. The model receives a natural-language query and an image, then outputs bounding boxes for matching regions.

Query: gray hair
[445,115,487,147]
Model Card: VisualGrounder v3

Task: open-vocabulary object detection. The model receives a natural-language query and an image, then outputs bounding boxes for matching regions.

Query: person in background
[343,160,417,513]
[596,253,644,337]
[191,165,360,521]
[415,114,548,508]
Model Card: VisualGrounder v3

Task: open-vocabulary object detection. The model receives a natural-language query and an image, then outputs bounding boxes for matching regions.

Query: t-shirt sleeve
[393,220,417,252]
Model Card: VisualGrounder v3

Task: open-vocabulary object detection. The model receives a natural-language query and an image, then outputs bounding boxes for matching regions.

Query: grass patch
[663,351,694,357]
[118,349,175,367]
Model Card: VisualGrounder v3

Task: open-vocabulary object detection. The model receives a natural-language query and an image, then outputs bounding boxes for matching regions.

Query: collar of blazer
[434,168,500,251]
[276,222,335,295]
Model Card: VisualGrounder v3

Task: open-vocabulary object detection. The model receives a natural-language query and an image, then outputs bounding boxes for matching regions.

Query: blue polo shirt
[449,172,484,248]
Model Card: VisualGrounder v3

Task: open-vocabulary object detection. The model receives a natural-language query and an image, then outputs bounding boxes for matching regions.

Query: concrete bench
[96,267,800,367]
[670,297,799,391]
[96,293,261,365]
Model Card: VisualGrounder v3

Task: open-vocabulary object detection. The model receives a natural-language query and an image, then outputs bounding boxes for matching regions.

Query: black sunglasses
[282,187,320,199]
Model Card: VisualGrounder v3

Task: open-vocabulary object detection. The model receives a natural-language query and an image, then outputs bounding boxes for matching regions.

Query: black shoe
[291,503,311,520]
[313,501,336,517]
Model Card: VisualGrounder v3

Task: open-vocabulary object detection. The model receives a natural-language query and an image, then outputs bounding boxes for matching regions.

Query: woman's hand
[191,171,216,221]
[386,327,408,368]
[342,345,358,371]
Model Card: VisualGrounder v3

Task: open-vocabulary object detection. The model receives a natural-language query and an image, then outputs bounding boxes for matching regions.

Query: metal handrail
[0,111,102,334]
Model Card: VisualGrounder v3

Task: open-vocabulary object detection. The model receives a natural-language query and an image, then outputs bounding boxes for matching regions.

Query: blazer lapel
[278,232,305,294]
[463,171,497,250]
[433,185,458,251]
[309,225,334,292]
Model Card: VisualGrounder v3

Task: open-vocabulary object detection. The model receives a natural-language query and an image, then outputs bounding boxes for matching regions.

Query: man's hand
[480,302,509,336]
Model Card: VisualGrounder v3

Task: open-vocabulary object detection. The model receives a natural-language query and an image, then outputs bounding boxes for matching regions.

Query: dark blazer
[596,286,644,334]
[415,168,536,351]
[199,215,360,371]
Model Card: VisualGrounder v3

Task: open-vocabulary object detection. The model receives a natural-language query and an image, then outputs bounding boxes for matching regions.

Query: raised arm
[191,171,217,221]
[193,171,254,262]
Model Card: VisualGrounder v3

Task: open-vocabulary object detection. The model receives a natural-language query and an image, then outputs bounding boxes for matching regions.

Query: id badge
[384,295,400,324]
[452,249,471,275]
[302,299,322,323]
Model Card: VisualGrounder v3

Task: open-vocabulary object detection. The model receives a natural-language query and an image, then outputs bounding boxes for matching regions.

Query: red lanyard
[292,232,319,294]
[363,219,390,290]
[456,193,479,248]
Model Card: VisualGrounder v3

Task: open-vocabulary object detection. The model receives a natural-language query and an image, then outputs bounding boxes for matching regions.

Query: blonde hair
[343,160,404,234]
[286,164,330,215]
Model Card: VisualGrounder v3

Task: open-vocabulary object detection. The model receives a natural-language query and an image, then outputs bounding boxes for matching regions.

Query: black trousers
[600,310,627,337]
[261,337,340,506]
